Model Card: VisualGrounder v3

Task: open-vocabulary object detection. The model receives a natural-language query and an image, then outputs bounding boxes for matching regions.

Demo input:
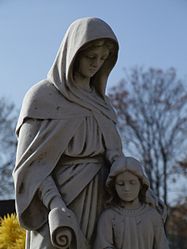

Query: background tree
[0,98,17,199]
[109,67,187,204]
[166,202,187,249]
[177,157,187,177]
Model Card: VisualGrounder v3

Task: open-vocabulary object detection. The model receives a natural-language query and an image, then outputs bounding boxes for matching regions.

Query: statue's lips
[121,192,133,197]
[89,68,98,74]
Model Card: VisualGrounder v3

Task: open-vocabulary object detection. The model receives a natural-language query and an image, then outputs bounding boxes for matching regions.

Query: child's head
[106,157,149,207]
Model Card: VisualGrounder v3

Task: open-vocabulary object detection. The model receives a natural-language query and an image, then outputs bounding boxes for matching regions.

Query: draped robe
[13,17,125,248]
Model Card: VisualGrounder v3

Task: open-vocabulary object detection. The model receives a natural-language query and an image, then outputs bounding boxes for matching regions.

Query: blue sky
[0,0,187,203]
[0,0,187,108]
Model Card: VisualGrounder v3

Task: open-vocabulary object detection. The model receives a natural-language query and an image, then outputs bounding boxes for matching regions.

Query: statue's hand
[49,195,67,210]
[48,208,76,249]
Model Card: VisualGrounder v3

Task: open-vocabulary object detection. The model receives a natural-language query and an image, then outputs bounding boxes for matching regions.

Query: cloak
[13,17,123,231]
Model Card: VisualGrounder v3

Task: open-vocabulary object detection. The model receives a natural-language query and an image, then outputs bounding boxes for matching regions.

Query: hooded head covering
[16,17,119,133]
[47,17,119,121]
[47,17,118,97]
[106,157,150,195]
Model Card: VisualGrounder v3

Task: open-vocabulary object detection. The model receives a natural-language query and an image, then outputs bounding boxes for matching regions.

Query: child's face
[115,171,141,205]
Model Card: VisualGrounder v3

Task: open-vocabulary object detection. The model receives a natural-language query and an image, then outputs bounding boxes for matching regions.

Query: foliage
[167,203,187,249]
[109,67,187,204]
[0,213,25,249]
[0,98,18,199]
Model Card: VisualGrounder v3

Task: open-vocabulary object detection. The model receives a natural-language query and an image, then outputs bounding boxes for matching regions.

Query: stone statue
[94,157,170,249]
[13,17,167,249]
[13,17,126,249]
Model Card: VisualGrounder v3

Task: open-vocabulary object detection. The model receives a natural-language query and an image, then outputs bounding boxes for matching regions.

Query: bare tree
[109,67,187,204]
[0,98,17,199]
[177,157,187,177]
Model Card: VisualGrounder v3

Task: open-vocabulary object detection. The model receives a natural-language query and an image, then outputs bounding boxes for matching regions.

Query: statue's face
[75,46,109,79]
[115,171,141,204]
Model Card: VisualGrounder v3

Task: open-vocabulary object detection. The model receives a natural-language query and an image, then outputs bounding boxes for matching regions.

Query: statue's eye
[85,54,95,59]
[129,180,138,185]
[116,181,124,186]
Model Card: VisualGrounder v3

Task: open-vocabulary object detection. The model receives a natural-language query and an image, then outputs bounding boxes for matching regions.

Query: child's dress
[94,204,169,249]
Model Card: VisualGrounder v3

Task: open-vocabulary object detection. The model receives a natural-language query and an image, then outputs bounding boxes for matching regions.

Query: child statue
[94,157,170,249]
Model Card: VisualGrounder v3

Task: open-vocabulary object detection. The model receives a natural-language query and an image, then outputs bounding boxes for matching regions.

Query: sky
[0,0,187,109]
[0,0,187,203]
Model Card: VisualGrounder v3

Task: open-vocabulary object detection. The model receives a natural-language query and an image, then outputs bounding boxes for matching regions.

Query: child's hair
[105,157,149,208]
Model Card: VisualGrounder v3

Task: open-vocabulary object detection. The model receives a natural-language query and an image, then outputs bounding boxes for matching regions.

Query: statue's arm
[38,175,67,210]
[16,118,41,161]
[17,118,67,211]
[17,118,83,246]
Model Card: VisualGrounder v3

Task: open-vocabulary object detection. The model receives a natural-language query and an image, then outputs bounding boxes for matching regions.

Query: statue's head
[106,157,149,207]
[73,38,116,85]
[47,17,119,97]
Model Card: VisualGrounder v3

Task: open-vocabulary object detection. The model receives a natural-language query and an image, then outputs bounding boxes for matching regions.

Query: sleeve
[16,118,41,162]
[17,118,67,210]
[13,115,82,230]
[93,210,116,249]
[153,212,170,249]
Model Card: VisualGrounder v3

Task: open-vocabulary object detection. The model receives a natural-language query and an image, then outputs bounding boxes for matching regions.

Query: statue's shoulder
[23,79,69,112]
[144,205,164,224]
[23,80,64,106]
[100,206,121,220]
[18,80,71,122]
[20,80,90,121]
